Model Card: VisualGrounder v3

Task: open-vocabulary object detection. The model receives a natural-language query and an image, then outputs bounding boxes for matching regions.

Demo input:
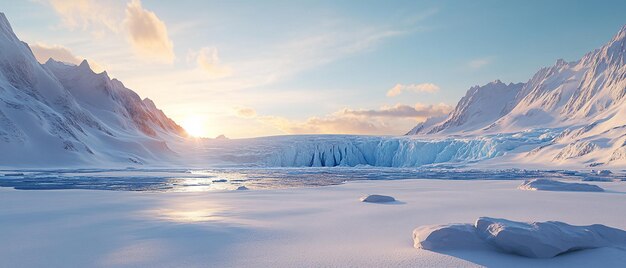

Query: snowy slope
[43,59,185,139]
[405,115,446,135]
[427,80,524,134]
[0,13,186,167]
[405,24,626,168]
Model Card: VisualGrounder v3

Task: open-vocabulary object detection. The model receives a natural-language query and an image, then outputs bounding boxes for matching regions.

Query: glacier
[191,130,555,167]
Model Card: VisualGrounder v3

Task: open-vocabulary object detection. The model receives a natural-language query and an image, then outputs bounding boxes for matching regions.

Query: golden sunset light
[181,116,208,137]
[2,1,626,267]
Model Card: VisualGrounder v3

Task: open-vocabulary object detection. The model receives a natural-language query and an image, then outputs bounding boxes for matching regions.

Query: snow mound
[476,217,626,258]
[413,223,490,250]
[595,170,612,176]
[581,176,613,182]
[518,179,604,192]
[215,134,228,140]
[413,217,626,258]
[360,194,396,203]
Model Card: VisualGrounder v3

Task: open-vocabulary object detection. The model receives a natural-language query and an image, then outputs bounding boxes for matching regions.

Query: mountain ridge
[0,12,186,167]
[408,23,626,167]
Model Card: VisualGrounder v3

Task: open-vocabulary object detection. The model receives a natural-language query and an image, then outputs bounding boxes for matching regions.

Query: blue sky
[3,0,626,137]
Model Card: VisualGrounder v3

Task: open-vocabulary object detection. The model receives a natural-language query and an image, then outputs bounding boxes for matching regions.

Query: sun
[181,116,207,137]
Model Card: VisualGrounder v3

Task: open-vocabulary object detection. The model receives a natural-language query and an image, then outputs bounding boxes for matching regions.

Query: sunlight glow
[181,116,208,137]
[154,208,224,223]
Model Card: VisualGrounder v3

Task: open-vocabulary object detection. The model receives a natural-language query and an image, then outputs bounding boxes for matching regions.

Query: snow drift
[360,194,396,203]
[518,179,604,192]
[413,217,626,258]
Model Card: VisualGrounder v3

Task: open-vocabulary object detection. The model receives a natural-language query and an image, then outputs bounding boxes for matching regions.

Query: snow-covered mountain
[405,115,446,135]
[43,59,185,138]
[424,80,524,135]
[406,24,626,168]
[0,13,186,167]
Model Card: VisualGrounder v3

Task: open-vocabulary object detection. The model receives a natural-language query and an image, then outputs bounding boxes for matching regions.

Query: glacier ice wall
[198,131,554,168]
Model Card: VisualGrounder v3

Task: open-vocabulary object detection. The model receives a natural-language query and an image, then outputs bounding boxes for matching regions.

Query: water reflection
[148,198,232,223]
[148,200,259,225]
[154,207,225,223]
[167,177,246,192]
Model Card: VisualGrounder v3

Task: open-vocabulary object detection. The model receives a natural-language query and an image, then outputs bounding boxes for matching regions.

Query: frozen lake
[1,168,623,192]
[2,176,626,267]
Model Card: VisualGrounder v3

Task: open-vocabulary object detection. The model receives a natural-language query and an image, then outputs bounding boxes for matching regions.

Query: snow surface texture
[414,217,626,258]
[3,179,626,267]
[360,194,396,203]
[518,179,604,192]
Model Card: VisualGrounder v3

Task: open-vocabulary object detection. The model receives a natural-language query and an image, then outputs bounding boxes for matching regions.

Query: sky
[3,0,626,138]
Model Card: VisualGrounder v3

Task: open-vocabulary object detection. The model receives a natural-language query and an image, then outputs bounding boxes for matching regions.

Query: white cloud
[467,58,491,69]
[235,107,257,118]
[342,103,452,118]
[46,0,120,35]
[234,26,408,88]
[259,114,380,135]
[30,43,105,72]
[404,7,440,24]
[235,103,452,135]
[386,83,440,97]
[124,0,175,63]
[189,47,232,79]
[44,0,175,63]
[30,43,82,64]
